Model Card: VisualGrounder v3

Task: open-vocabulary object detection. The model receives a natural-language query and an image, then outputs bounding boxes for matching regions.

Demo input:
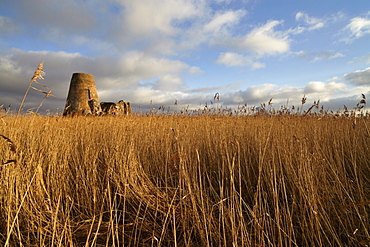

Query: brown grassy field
[0,114,370,246]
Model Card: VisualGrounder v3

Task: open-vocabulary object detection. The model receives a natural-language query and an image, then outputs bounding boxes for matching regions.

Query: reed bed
[0,114,369,246]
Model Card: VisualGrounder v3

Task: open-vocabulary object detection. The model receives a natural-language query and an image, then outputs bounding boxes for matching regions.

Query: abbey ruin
[63,73,131,116]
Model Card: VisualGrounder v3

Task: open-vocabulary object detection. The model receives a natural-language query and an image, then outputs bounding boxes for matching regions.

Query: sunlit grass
[0,114,370,246]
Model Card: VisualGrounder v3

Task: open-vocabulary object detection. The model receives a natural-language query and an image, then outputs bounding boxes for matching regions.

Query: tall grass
[0,114,370,246]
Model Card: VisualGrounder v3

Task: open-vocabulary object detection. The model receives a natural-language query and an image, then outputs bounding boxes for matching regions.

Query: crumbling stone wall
[63,73,131,116]
[100,100,132,115]
[88,99,102,115]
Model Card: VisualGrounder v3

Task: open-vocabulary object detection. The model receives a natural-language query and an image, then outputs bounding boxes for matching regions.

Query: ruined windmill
[63,73,131,116]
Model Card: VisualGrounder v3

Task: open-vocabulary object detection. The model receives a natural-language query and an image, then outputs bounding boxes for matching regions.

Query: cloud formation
[344,67,370,86]
[295,12,325,31]
[292,50,345,62]
[344,17,370,42]
[216,52,265,69]
[1,48,369,113]
[304,81,346,94]
[204,9,246,33]
[119,0,200,37]
[242,20,290,56]
[0,16,18,35]
[0,1,369,114]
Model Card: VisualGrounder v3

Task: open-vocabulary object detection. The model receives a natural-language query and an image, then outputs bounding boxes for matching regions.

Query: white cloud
[212,20,290,58]
[213,0,232,3]
[289,50,307,59]
[204,9,246,33]
[119,51,188,80]
[344,17,370,42]
[127,87,197,106]
[153,74,185,91]
[289,11,345,36]
[295,12,325,31]
[220,80,362,110]
[106,0,209,55]
[216,52,265,69]
[357,53,370,63]
[216,52,249,66]
[291,50,345,62]
[118,0,201,37]
[344,67,370,85]
[241,84,278,101]
[304,81,346,94]
[184,85,221,93]
[312,51,345,61]
[248,62,265,70]
[0,54,22,75]
[217,84,302,106]
[241,20,290,56]
[188,66,204,74]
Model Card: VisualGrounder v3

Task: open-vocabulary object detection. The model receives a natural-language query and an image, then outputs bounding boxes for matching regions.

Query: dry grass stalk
[18,61,45,115]
[0,112,369,246]
[0,134,17,165]
[0,134,16,153]
[17,61,55,115]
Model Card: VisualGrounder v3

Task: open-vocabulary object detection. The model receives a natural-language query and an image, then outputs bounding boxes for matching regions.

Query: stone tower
[63,73,102,116]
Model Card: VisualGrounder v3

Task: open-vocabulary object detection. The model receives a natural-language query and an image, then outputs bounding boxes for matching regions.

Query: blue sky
[0,0,369,113]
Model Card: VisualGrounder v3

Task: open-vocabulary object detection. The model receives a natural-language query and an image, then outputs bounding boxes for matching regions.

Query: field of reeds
[1,113,370,246]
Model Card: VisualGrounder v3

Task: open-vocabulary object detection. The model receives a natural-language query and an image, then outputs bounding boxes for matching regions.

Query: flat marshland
[0,115,370,246]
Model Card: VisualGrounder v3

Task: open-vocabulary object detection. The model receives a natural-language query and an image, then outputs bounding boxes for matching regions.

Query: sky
[0,0,370,114]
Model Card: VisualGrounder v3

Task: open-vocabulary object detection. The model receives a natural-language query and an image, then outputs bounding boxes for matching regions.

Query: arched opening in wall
[85,89,91,100]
